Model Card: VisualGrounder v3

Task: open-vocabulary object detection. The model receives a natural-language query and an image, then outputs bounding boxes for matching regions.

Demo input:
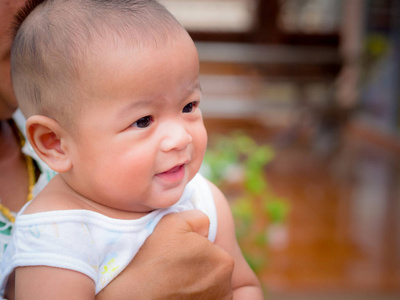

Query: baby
[0,0,263,298]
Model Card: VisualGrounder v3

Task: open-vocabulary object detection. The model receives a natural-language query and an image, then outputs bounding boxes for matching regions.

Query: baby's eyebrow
[116,81,201,117]
[116,98,152,119]
[179,85,201,106]
[184,82,201,97]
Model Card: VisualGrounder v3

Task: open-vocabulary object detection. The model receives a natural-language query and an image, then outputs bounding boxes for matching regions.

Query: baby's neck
[23,174,152,220]
[74,191,151,220]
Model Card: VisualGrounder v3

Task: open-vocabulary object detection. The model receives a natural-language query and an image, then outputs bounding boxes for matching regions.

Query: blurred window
[278,0,343,34]
[159,0,258,33]
[160,0,342,46]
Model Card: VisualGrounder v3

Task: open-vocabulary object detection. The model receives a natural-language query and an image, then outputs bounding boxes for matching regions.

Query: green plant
[202,131,289,274]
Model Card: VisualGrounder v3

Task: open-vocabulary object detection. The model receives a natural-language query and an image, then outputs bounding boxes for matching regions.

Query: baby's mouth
[162,165,183,174]
[156,164,186,183]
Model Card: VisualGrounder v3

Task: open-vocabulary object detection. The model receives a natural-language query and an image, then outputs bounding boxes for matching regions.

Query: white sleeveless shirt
[0,173,217,295]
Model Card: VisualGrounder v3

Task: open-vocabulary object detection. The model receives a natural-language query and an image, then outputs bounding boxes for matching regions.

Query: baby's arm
[208,179,264,299]
[15,266,94,300]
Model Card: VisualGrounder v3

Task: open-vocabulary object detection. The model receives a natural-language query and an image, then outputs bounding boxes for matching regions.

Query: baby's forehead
[74,34,198,103]
[40,12,189,99]
[79,31,196,85]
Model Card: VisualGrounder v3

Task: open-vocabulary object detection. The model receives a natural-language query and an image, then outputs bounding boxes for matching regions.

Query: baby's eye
[182,101,199,113]
[131,116,153,128]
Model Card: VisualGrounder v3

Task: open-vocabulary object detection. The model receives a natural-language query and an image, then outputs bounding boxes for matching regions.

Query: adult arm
[97,210,234,300]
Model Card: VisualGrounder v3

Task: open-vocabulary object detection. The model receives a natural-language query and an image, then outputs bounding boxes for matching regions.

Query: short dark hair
[11,0,184,128]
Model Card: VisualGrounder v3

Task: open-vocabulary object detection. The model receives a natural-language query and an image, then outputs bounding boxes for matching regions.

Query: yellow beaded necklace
[0,122,36,223]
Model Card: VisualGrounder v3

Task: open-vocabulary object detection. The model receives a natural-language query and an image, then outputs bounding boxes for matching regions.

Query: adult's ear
[25,115,72,173]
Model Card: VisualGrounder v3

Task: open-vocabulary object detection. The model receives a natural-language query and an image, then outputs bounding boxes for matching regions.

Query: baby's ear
[26,115,72,173]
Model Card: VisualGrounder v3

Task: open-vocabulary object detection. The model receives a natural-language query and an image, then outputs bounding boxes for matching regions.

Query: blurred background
[160,0,400,299]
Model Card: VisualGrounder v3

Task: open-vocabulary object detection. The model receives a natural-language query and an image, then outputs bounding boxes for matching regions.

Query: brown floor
[204,117,400,300]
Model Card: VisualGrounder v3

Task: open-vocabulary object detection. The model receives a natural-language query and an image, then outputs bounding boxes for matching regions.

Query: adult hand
[97,210,234,299]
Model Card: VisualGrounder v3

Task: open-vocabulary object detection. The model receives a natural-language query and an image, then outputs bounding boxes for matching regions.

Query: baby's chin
[153,188,187,209]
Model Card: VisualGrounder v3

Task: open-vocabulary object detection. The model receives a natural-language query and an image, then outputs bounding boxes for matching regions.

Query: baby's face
[65,32,207,213]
